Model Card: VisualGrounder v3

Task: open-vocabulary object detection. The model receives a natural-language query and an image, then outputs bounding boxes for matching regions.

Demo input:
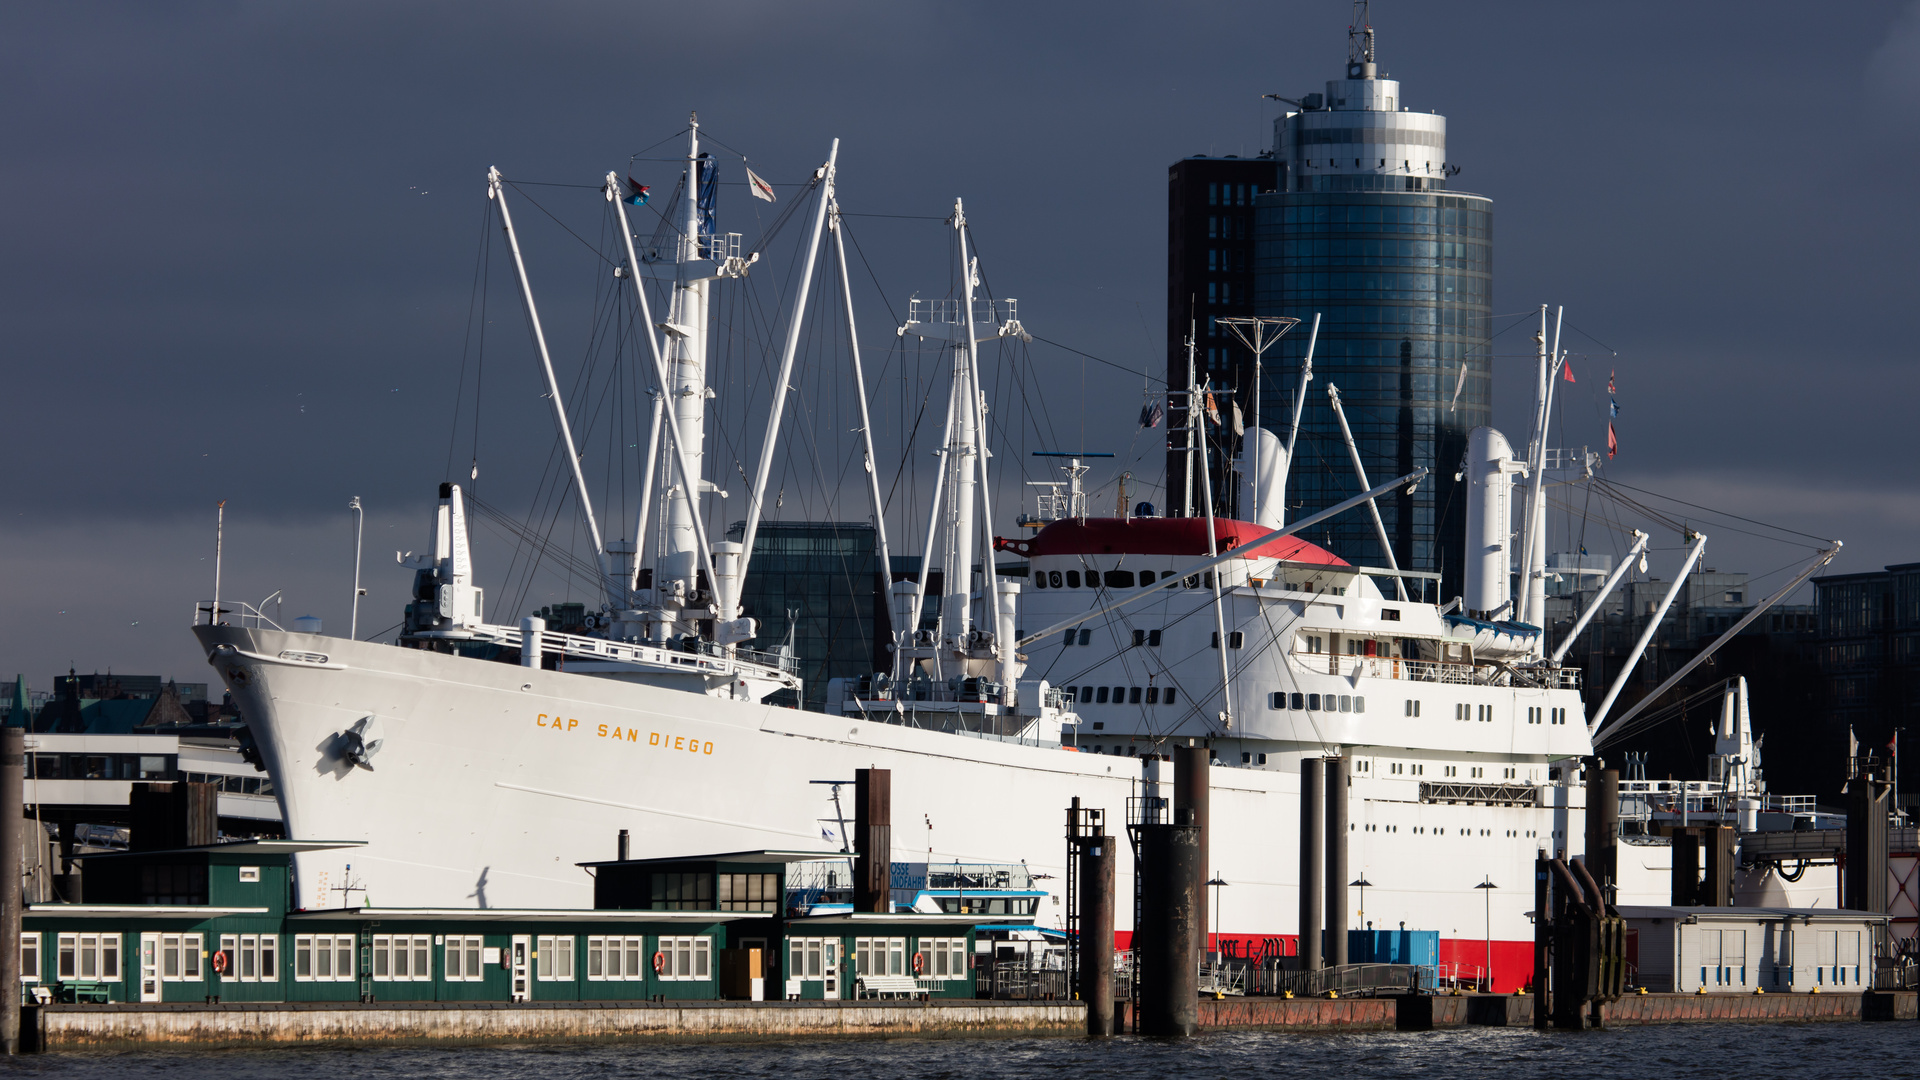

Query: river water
[1,1024,1910,1079]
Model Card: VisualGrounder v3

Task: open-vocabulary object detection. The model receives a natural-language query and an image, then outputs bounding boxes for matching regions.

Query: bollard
[1173,745,1210,956]
[1324,756,1349,969]
[1137,811,1201,1036]
[1078,830,1116,1036]
[1300,759,1323,971]
[1,727,22,1054]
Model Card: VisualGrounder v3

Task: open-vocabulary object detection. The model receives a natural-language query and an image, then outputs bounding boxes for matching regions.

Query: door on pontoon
[139,933,161,1002]
[822,939,840,1000]
[510,935,531,1001]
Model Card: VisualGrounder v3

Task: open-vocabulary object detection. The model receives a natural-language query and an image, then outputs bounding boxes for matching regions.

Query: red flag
[1562,359,1576,383]
[1607,370,1616,394]
[1607,422,1618,459]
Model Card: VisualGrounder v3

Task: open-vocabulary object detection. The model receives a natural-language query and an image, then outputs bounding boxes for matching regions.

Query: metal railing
[192,600,284,631]
[1274,962,1426,997]
[1302,653,1581,690]
[907,297,1018,328]
[977,958,1068,1000]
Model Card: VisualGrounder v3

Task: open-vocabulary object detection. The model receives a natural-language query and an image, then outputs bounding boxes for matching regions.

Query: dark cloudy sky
[4,1,1917,688]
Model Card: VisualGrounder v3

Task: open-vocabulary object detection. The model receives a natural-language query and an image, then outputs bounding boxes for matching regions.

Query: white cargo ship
[192,118,1817,992]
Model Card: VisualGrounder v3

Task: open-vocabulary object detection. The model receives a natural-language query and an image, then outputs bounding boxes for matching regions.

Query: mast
[1516,304,1562,635]
[1280,313,1319,506]
[734,140,839,624]
[895,203,1030,682]
[1192,327,1234,731]
[658,117,716,625]
[489,167,617,609]
[941,201,982,652]
[830,196,895,612]
[1327,384,1407,601]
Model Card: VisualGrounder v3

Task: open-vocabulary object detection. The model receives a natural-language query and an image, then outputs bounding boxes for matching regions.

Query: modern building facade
[1165,154,1278,518]
[1816,562,1920,765]
[1249,20,1491,598]
[727,521,889,711]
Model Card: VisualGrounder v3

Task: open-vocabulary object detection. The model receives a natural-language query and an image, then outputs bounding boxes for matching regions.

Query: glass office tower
[1253,33,1491,600]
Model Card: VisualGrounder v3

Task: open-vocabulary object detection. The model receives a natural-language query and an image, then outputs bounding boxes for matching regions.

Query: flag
[1204,392,1220,424]
[746,166,775,203]
[1138,401,1163,429]
[622,176,650,206]
[1607,370,1616,394]
[1607,422,1618,459]
[1230,401,1245,437]
[1561,358,1575,383]
[1449,361,1467,413]
[1609,398,1619,418]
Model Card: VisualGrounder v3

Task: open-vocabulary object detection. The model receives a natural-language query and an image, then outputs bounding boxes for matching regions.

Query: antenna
[1348,1,1375,66]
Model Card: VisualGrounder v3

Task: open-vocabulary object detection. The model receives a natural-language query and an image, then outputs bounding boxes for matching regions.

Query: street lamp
[1206,876,1230,961]
[1350,876,1373,929]
[1475,877,1498,992]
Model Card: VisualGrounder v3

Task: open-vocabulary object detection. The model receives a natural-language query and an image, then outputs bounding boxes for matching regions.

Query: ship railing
[1126,795,1170,827]
[473,622,799,679]
[192,600,284,631]
[699,231,742,262]
[1311,653,1581,690]
[844,678,1006,706]
[925,863,1034,890]
[906,296,1018,328]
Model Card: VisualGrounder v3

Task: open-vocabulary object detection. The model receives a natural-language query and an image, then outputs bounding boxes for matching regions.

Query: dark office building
[1816,563,1920,769]
[1165,155,1278,518]
[727,521,889,711]
[1248,21,1492,598]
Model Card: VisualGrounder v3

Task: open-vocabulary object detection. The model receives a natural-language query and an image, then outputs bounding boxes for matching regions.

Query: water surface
[2,1023,1908,1079]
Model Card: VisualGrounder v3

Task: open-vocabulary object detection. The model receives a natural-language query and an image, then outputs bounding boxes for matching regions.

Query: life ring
[211,950,228,974]
[912,952,924,975]
[652,951,666,974]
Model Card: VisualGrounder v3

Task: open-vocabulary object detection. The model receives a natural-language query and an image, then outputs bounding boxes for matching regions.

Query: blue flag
[622,176,650,207]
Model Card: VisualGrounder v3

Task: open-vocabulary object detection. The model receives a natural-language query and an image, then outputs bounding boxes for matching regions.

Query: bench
[55,981,111,1004]
[855,974,927,1000]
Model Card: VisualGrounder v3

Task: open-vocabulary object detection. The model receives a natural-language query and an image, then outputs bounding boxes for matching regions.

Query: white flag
[746,166,775,202]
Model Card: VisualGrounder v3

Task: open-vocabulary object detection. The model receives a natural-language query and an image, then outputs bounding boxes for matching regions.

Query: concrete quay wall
[29,999,1086,1051]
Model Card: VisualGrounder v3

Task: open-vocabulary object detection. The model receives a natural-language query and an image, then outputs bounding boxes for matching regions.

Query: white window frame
[657,935,711,981]
[535,935,574,981]
[19,933,38,983]
[584,935,646,981]
[158,933,203,982]
[917,937,969,980]
[788,936,834,980]
[238,866,261,883]
[371,934,433,982]
[219,934,278,982]
[293,934,355,982]
[444,935,486,982]
[854,936,907,977]
[56,933,121,982]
